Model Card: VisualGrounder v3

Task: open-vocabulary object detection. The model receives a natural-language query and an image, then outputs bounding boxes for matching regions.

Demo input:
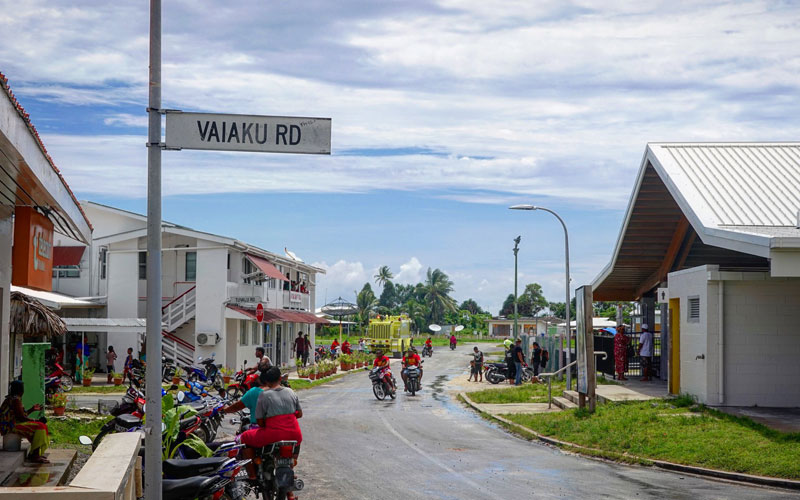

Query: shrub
[672,393,696,408]
[51,392,69,408]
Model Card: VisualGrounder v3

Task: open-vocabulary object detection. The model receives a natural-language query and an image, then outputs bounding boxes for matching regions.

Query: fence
[594,332,662,379]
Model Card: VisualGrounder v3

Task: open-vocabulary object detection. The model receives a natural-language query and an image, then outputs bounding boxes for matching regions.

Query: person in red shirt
[401,348,422,392]
[330,339,340,355]
[424,337,432,348]
[341,339,352,354]
[372,350,395,391]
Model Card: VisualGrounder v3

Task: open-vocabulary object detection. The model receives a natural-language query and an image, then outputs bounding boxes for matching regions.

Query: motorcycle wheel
[60,376,73,392]
[92,426,112,451]
[193,424,209,444]
[373,383,386,400]
[409,379,416,396]
[522,368,534,382]
[226,386,241,399]
[486,369,503,385]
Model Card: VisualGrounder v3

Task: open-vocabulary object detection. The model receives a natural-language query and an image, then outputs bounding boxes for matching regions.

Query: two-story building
[51,201,326,371]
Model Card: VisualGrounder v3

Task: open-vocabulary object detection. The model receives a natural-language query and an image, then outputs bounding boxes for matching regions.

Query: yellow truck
[367,314,412,358]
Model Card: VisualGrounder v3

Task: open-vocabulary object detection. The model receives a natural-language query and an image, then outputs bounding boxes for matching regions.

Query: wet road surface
[293,344,800,499]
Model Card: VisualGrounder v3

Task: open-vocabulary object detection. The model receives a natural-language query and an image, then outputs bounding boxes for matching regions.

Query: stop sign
[256,303,264,323]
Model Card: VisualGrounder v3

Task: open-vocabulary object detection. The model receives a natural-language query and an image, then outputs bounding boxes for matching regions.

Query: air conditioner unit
[196,332,221,345]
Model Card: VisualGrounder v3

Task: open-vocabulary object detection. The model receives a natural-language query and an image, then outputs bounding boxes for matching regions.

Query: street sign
[256,303,264,323]
[165,111,331,154]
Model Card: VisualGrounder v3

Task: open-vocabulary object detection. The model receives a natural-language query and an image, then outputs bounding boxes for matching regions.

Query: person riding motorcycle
[372,350,395,392]
[223,369,269,428]
[425,337,432,349]
[238,367,303,482]
[449,334,457,348]
[246,347,272,375]
[401,349,422,392]
[330,339,340,354]
[341,339,352,354]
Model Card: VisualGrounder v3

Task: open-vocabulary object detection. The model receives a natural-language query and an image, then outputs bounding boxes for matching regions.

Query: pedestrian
[302,334,311,367]
[106,346,117,384]
[293,331,305,367]
[639,324,654,382]
[531,342,542,377]
[74,339,90,383]
[471,346,484,382]
[504,341,516,385]
[512,339,525,386]
[613,325,629,381]
[123,347,134,382]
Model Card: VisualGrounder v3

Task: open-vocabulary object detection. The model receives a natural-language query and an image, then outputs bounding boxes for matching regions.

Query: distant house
[487,316,560,337]
[592,143,800,407]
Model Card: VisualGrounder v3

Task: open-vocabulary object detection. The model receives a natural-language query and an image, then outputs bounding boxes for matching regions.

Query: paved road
[293,344,799,500]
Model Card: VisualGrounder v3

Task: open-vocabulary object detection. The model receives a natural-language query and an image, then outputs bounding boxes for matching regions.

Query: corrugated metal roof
[62,318,147,328]
[652,143,800,230]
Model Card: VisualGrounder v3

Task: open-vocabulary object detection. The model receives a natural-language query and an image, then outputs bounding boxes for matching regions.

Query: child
[123,347,134,382]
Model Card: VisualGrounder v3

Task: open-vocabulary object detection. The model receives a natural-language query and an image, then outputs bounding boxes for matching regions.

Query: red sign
[12,207,54,291]
[256,303,264,323]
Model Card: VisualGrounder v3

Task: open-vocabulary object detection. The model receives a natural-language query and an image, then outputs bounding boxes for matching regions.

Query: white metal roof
[62,317,150,333]
[648,143,800,252]
[10,285,99,309]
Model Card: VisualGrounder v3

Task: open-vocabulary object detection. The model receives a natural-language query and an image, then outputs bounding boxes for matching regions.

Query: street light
[513,236,521,340]
[509,204,572,390]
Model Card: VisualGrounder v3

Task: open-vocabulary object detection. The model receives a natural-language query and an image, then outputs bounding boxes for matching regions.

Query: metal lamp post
[513,236,520,339]
[510,204,572,390]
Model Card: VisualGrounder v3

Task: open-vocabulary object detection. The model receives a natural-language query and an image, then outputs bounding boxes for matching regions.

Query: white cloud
[394,257,423,285]
[311,260,369,305]
[103,114,148,127]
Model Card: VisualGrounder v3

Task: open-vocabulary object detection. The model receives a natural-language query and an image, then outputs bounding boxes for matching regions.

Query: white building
[52,201,326,371]
[593,143,800,407]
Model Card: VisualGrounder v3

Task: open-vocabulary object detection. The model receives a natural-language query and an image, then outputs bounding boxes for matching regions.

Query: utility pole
[145,0,163,498]
[513,236,521,339]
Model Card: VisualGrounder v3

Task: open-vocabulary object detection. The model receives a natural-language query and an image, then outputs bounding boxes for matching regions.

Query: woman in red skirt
[613,325,629,381]
[0,380,50,463]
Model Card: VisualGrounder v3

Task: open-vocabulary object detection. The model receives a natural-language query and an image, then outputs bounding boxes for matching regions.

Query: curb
[459,392,800,491]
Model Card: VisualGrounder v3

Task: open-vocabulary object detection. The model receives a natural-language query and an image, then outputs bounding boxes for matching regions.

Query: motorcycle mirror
[142,404,146,413]
[177,391,185,403]
[78,435,92,446]
[197,356,203,361]
[161,422,167,433]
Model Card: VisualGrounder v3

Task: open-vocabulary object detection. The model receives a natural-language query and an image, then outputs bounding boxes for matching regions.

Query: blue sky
[2,0,800,313]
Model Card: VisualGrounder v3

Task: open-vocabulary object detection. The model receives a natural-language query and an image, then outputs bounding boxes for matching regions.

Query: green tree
[355,283,378,329]
[518,283,548,317]
[378,280,397,310]
[459,298,484,315]
[548,297,576,319]
[374,265,393,288]
[402,299,429,335]
[422,267,457,325]
[499,294,516,316]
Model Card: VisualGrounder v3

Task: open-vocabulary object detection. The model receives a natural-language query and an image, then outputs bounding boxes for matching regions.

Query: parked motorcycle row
[80,355,304,500]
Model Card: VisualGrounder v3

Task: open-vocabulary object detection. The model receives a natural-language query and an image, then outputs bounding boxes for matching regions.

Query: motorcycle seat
[162,476,221,497]
[179,417,199,431]
[163,457,230,478]
[116,413,142,429]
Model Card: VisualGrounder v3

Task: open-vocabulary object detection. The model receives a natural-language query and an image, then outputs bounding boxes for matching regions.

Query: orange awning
[53,246,85,267]
[246,253,288,281]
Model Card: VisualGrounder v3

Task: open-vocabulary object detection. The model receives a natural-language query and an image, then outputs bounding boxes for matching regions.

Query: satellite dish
[454,325,465,332]
[284,247,304,262]
[429,324,442,332]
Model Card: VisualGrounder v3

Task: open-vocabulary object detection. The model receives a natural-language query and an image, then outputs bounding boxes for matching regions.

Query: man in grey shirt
[638,324,654,382]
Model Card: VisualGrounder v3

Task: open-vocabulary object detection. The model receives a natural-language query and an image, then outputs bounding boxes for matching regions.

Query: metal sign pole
[145,0,163,498]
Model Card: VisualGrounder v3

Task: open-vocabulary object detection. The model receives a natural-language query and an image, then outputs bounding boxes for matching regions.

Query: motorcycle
[185,355,223,388]
[484,362,535,384]
[227,364,291,399]
[368,366,396,401]
[162,356,177,383]
[242,440,304,500]
[421,344,433,357]
[449,340,457,350]
[44,374,64,398]
[47,362,73,392]
[404,362,423,396]
[163,455,250,500]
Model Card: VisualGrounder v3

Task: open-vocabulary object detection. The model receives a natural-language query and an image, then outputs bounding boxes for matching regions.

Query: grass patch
[69,385,128,394]
[291,371,355,391]
[503,400,800,479]
[469,377,619,404]
[48,418,108,446]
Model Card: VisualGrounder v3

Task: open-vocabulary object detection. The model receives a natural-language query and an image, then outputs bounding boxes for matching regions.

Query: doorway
[669,298,680,394]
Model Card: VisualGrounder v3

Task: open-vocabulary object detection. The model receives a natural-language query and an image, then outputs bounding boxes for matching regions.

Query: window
[99,248,107,280]
[53,266,80,278]
[251,321,259,345]
[139,252,147,280]
[242,257,254,284]
[687,296,700,323]
[263,323,270,345]
[267,278,276,289]
[185,252,197,281]
[227,253,230,270]
[239,320,248,346]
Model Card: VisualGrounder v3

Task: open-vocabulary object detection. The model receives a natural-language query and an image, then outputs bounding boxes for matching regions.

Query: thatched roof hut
[9,291,67,339]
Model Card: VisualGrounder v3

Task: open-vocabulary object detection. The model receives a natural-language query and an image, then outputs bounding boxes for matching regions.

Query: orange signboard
[12,207,54,291]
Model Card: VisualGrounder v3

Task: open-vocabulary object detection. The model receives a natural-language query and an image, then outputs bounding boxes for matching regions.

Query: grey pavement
[293,343,800,500]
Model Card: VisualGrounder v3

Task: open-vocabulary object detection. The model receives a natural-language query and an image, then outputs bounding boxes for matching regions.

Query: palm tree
[374,265,394,288]
[355,283,378,329]
[422,268,457,325]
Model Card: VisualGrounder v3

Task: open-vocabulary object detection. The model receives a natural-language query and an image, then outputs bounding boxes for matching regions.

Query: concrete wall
[0,207,12,399]
[106,240,140,356]
[722,277,800,406]
[195,241,227,363]
[669,265,800,407]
